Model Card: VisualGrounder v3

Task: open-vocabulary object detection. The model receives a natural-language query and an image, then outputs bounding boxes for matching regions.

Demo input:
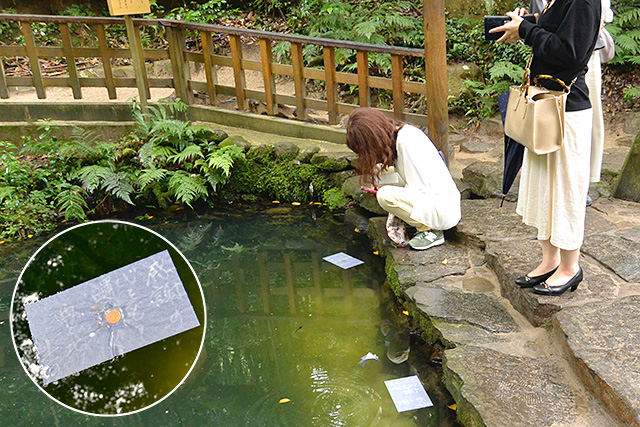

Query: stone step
[444,345,620,427]
[554,289,640,426]
[453,198,640,425]
[455,199,623,327]
[366,198,640,426]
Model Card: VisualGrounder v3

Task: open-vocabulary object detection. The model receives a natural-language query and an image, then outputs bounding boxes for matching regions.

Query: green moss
[323,188,349,211]
[385,257,402,296]
[223,157,334,203]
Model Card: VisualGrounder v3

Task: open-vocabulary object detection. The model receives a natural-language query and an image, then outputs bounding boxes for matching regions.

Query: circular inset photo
[10,220,206,416]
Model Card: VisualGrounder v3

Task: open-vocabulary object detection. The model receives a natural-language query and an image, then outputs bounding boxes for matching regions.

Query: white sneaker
[408,230,444,250]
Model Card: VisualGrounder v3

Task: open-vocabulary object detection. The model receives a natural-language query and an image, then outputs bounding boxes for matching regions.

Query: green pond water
[0,205,458,426]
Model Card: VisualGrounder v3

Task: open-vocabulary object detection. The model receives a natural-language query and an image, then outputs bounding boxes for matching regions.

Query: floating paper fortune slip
[322,252,364,269]
[24,250,201,385]
[384,375,433,412]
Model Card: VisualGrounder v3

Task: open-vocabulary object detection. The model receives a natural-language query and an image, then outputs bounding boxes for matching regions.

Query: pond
[0,205,458,426]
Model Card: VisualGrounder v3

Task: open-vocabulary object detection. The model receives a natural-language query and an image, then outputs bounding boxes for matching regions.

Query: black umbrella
[497,91,524,207]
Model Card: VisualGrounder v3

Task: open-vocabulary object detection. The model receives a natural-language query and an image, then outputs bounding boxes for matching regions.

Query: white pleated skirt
[516,109,593,250]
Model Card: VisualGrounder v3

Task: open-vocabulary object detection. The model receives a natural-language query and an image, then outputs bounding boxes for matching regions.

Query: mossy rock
[273,141,300,160]
[341,176,363,198]
[310,152,354,172]
[247,144,275,164]
[296,146,320,163]
[218,135,251,151]
[323,188,349,211]
[461,161,501,199]
[223,156,333,203]
[448,62,484,103]
[329,170,357,188]
[614,130,640,202]
[206,129,229,143]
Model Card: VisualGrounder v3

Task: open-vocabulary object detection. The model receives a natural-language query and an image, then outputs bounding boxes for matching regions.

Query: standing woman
[490,0,601,295]
[346,108,461,250]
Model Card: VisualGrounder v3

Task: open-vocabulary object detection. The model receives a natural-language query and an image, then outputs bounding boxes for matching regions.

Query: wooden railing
[0,10,448,151]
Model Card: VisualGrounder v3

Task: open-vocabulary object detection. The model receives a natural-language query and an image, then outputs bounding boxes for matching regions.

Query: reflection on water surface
[0,206,457,425]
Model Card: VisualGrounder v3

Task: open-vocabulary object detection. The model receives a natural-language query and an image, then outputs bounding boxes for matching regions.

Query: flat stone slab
[582,226,640,282]
[444,345,614,427]
[406,283,519,334]
[584,208,619,237]
[457,199,537,245]
[555,295,640,426]
[390,245,469,288]
[485,239,620,326]
[369,217,470,289]
[431,319,509,347]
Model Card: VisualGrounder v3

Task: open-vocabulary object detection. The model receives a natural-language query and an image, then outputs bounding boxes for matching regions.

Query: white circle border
[9,219,207,417]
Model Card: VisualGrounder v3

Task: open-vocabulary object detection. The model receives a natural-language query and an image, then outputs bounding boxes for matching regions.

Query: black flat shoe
[514,267,558,288]
[533,268,583,296]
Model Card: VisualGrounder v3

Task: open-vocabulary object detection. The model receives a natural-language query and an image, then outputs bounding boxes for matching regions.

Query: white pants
[586,50,605,182]
[376,185,461,232]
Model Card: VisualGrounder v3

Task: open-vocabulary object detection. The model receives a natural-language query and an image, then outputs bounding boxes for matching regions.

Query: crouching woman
[346,107,461,250]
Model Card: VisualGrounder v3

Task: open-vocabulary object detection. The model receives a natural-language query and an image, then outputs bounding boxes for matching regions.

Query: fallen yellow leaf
[373,250,379,255]
[279,398,291,404]
[402,310,409,316]
[442,259,448,265]
[27,234,34,238]
[448,403,457,411]
[292,202,301,206]
[272,200,280,204]
[354,228,360,233]
[0,241,5,245]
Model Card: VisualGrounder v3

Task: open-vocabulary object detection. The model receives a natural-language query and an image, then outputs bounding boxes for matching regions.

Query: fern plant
[606,1,640,65]
[56,184,89,222]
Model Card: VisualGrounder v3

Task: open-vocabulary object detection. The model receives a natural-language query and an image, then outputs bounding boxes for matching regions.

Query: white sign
[106,0,151,16]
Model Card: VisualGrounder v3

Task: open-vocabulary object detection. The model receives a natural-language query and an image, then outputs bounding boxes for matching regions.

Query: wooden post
[20,22,46,99]
[59,23,82,99]
[323,47,338,125]
[96,24,117,99]
[284,253,296,314]
[229,34,247,110]
[311,253,324,314]
[232,257,246,314]
[0,58,8,99]
[200,30,218,106]
[258,252,270,314]
[391,54,404,120]
[290,42,307,120]
[342,269,353,314]
[424,0,450,165]
[124,15,150,112]
[356,50,370,107]
[259,38,278,115]
[167,26,193,104]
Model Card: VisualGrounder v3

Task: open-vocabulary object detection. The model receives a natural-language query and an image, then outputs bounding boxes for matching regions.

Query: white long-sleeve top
[394,124,461,229]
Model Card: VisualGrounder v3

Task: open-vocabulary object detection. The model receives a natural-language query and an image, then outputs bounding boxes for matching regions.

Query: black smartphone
[484,14,536,42]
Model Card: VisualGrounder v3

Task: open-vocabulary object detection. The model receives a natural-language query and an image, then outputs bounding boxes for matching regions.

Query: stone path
[366,196,640,426]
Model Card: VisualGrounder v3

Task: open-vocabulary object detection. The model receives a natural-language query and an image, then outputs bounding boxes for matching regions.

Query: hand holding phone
[361,186,378,195]
[484,14,536,42]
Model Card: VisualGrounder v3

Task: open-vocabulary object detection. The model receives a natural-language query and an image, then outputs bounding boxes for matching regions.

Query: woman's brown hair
[346,108,405,185]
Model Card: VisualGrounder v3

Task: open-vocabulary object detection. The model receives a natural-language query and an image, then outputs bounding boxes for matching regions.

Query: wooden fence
[0,6,448,155]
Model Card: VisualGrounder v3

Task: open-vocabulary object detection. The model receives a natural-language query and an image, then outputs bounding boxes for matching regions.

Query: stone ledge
[554,296,640,427]
[443,345,615,427]
[406,283,519,334]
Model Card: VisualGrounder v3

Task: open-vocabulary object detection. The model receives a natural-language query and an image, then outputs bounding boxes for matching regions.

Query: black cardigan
[519,0,601,111]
